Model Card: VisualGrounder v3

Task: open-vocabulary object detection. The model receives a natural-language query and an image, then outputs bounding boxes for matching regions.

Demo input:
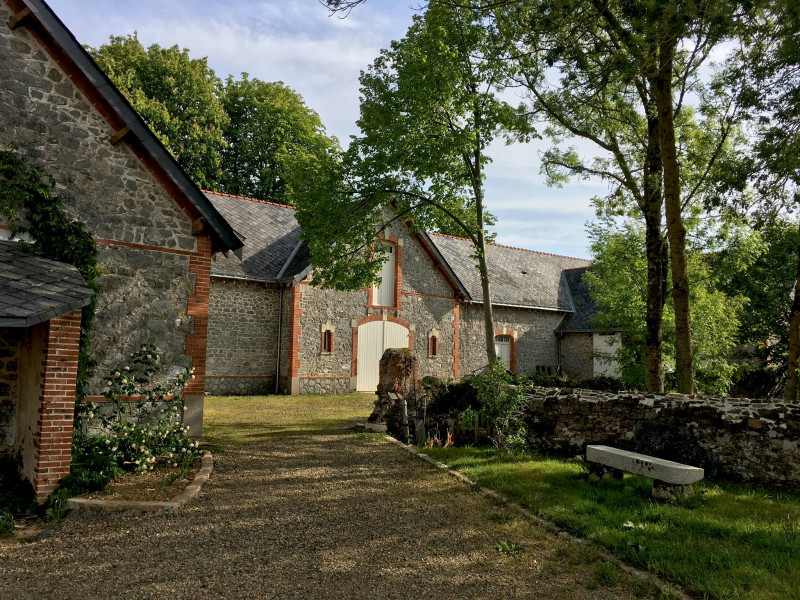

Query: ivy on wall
[0,149,99,399]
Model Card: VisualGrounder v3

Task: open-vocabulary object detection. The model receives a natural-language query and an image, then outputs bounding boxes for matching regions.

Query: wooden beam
[8,7,33,30]
[108,126,130,145]
[191,218,205,235]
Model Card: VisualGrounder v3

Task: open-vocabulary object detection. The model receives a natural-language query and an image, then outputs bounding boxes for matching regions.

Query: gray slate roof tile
[205,192,304,283]
[426,233,590,310]
[0,240,93,327]
[557,266,622,332]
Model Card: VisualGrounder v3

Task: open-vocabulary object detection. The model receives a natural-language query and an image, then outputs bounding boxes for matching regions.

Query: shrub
[578,375,626,392]
[471,360,525,451]
[0,454,36,530]
[57,345,203,502]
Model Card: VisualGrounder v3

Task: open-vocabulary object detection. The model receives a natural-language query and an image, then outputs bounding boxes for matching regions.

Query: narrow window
[322,330,334,353]
[373,242,396,307]
[428,335,439,357]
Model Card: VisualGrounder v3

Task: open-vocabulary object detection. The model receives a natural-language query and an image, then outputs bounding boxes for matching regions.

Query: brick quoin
[184,234,212,396]
[33,310,82,502]
[453,302,460,378]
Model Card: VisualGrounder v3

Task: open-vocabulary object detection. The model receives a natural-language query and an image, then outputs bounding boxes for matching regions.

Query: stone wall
[206,278,281,395]
[0,5,199,396]
[559,333,593,379]
[0,328,21,450]
[458,304,564,376]
[523,387,800,491]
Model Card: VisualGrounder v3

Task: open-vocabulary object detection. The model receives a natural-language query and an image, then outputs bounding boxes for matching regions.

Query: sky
[47,0,606,259]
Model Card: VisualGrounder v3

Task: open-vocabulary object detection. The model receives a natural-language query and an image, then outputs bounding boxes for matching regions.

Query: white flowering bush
[65,345,202,495]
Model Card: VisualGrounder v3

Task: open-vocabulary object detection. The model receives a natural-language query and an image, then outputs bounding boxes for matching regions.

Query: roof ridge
[202,190,296,210]
[427,231,590,262]
[562,265,593,271]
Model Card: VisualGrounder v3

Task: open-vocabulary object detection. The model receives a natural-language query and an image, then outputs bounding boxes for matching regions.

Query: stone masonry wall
[0,328,21,450]
[524,388,800,491]
[0,6,198,396]
[559,333,593,379]
[206,278,281,395]
[458,304,564,376]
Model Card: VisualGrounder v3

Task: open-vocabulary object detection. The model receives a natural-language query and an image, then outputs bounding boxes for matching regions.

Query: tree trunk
[474,180,496,365]
[784,219,800,401]
[654,35,694,394]
[643,90,666,393]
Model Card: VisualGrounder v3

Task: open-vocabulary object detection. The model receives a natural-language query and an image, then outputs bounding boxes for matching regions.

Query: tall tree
[492,0,744,393]
[291,3,532,364]
[733,0,800,399]
[90,34,227,189]
[220,75,340,205]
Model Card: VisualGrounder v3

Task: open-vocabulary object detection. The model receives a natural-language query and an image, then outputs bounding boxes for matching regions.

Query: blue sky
[48,0,605,259]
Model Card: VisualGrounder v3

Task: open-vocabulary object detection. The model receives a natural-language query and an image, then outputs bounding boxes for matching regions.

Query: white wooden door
[356,320,410,391]
[495,335,512,369]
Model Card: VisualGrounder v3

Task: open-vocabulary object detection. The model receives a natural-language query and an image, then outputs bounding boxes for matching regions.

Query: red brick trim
[183,235,211,396]
[402,291,455,300]
[494,329,517,373]
[94,238,200,257]
[356,314,412,329]
[205,375,275,380]
[453,302,460,379]
[32,310,82,502]
[287,285,303,378]
[351,326,358,378]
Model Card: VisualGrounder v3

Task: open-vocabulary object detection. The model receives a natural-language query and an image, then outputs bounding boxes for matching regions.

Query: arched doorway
[356,320,410,391]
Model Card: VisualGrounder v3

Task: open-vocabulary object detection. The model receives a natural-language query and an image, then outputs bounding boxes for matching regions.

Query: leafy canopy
[291,3,533,291]
[90,34,228,189]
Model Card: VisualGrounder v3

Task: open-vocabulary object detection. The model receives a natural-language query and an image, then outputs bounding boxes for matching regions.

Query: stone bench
[585,445,704,500]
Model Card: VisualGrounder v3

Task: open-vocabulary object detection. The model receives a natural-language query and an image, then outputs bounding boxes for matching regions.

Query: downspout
[275,285,284,394]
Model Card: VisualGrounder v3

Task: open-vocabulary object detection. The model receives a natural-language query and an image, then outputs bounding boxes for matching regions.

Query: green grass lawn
[203,393,375,447]
[422,446,800,600]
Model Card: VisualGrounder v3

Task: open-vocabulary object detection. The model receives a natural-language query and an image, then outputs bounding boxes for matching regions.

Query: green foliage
[471,360,525,451]
[220,74,340,205]
[0,150,98,399]
[291,4,531,292]
[586,219,748,394]
[52,346,202,507]
[90,34,228,189]
[422,446,800,600]
[0,454,36,530]
[493,541,526,556]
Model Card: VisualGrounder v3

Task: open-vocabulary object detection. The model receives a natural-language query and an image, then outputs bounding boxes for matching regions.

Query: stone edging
[65,451,213,513]
[384,435,691,600]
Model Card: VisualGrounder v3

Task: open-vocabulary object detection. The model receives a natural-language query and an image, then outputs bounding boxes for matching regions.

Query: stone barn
[204,191,620,396]
[0,0,242,499]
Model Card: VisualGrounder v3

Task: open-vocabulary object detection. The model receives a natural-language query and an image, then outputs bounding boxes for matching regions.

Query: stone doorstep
[65,451,214,513]
[383,435,692,600]
[585,445,704,485]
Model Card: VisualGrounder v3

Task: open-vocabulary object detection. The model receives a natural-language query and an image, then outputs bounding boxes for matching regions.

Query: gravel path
[0,432,651,599]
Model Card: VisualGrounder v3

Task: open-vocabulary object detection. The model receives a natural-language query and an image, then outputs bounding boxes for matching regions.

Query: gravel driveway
[0,431,652,599]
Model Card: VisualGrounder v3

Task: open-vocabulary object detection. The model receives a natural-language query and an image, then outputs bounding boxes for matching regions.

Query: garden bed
[75,455,202,503]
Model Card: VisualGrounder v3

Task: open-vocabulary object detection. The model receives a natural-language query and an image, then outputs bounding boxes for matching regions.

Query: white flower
[111,447,117,452]
[122,432,128,438]
[141,346,147,351]
[106,380,112,386]
[114,372,120,377]
[87,411,94,419]
[124,366,130,371]
[135,460,140,465]
[147,354,152,359]
[104,439,110,445]
[173,463,178,467]
[132,443,137,449]
[121,378,128,384]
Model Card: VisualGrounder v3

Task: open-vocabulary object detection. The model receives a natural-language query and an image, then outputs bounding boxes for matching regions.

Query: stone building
[205,191,620,396]
[0,0,242,498]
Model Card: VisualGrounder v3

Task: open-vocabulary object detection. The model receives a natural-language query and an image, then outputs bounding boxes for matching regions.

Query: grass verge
[203,393,375,447]
[422,446,800,600]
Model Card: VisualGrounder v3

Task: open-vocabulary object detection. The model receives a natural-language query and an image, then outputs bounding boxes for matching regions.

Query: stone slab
[586,445,703,485]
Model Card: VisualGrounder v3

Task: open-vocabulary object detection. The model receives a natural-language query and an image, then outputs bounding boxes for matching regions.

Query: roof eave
[14,0,244,257]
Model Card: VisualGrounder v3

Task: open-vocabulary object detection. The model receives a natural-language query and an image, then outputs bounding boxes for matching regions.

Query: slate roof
[204,192,305,282]
[557,266,623,332]
[16,0,243,257]
[427,233,590,310]
[0,241,93,327]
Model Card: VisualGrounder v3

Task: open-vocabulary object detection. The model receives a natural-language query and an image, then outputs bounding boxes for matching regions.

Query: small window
[321,330,334,353]
[428,335,439,357]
